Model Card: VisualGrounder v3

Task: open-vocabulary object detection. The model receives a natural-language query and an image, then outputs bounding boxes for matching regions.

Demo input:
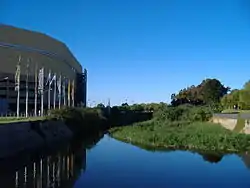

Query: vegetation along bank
[110,78,250,153]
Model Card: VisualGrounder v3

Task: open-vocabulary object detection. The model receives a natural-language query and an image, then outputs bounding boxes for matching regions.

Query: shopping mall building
[0,24,87,114]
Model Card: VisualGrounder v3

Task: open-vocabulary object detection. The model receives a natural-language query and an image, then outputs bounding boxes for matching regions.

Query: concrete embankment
[0,120,73,159]
[212,113,250,134]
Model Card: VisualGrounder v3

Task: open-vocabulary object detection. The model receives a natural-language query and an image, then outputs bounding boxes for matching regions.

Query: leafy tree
[96,103,105,109]
[201,79,230,105]
[171,78,229,107]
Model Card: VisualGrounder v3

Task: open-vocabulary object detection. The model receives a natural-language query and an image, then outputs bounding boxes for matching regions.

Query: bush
[49,107,107,135]
[153,105,212,123]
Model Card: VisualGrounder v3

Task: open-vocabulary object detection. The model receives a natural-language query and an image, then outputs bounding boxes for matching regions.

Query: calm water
[2,134,250,188]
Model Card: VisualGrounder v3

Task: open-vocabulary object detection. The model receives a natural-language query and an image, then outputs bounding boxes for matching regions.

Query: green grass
[110,120,250,152]
[0,116,45,124]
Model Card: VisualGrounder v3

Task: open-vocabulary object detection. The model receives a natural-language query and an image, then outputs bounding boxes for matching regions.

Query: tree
[201,79,230,105]
[96,103,105,108]
[170,78,229,106]
[239,89,250,109]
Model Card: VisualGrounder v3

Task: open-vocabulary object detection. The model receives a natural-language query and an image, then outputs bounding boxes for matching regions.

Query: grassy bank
[0,116,45,124]
[110,105,250,152]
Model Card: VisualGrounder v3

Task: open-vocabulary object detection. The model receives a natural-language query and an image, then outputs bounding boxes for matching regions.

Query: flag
[46,70,51,86]
[68,79,71,102]
[62,77,65,97]
[15,56,21,91]
[57,75,61,96]
[71,80,74,100]
[38,67,44,94]
[50,74,56,86]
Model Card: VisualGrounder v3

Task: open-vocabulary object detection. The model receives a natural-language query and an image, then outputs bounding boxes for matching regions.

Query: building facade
[0,24,87,114]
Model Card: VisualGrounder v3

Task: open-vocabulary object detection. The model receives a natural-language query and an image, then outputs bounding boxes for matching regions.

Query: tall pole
[63,77,66,106]
[25,62,29,117]
[41,68,44,116]
[68,79,71,107]
[48,69,51,110]
[53,73,56,109]
[17,84,20,117]
[34,63,38,116]
[71,80,74,107]
[58,75,61,109]
[15,56,21,118]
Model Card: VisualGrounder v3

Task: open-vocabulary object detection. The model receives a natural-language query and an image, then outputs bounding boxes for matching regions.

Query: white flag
[15,56,21,91]
[57,75,61,95]
[46,71,51,86]
[50,74,56,86]
[38,68,44,94]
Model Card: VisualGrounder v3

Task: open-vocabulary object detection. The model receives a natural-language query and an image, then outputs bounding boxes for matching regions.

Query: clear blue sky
[2,0,250,106]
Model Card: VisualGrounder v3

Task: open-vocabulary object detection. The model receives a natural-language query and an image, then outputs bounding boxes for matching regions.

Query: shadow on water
[119,139,250,165]
[0,132,104,188]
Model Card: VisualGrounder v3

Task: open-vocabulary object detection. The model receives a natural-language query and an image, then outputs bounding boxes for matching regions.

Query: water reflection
[240,152,250,169]
[122,140,239,164]
[0,133,103,188]
[197,152,223,163]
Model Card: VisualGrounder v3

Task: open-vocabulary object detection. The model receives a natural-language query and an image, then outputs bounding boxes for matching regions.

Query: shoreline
[111,134,240,153]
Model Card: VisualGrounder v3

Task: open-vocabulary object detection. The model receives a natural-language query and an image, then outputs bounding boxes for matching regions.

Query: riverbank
[0,107,107,159]
[0,106,154,159]
[110,120,250,152]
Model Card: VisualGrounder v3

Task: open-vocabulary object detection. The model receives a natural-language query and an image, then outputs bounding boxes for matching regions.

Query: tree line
[95,77,250,112]
[96,102,167,112]
[221,81,250,110]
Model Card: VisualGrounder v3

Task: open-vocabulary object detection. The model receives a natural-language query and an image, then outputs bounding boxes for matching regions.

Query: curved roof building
[0,25,87,114]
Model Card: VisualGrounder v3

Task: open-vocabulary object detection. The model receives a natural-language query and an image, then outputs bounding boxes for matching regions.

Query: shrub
[49,107,107,135]
[153,105,212,123]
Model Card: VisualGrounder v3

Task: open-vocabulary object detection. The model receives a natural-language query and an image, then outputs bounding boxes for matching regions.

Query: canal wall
[212,114,250,134]
[0,119,73,159]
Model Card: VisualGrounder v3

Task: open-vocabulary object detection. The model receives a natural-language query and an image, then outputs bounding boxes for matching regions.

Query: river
[2,134,250,188]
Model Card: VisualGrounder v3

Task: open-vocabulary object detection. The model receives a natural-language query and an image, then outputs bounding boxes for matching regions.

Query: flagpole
[71,80,74,107]
[15,55,21,118]
[34,63,38,116]
[41,68,44,116]
[48,69,51,110]
[63,77,66,106]
[53,73,56,109]
[68,79,71,107]
[25,61,29,118]
[58,75,61,109]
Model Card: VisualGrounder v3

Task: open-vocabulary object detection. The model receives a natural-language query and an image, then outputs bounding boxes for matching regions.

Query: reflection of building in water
[0,143,86,188]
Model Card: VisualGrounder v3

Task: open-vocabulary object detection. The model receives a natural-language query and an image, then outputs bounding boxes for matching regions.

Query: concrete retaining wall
[212,114,250,134]
[0,120,73,159]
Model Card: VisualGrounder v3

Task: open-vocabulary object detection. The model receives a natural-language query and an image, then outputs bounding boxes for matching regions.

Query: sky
[1,0,250,106]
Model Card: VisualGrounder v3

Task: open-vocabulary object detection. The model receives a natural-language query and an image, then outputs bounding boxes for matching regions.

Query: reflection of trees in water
[198,152,224,163]
[239,152,250,169]
[127,141,226,164]
[0,132,104,188]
